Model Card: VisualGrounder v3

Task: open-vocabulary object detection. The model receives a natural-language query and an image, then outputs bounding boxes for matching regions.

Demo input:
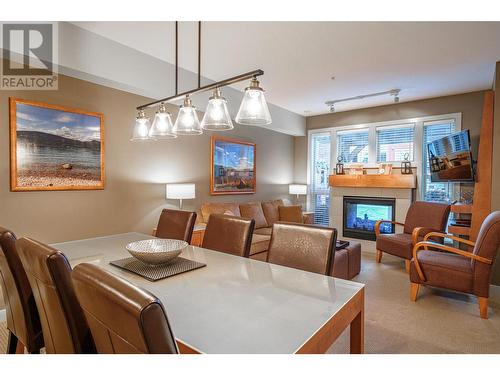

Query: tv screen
[427,129,474,182]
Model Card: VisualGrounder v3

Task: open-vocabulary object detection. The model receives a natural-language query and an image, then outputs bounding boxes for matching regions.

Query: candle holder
[335,156,345,175]
[401,153,412,175]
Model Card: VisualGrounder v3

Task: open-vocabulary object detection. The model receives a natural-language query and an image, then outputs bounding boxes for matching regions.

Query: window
[337,129,369,163]
[310,132,331,226]
[376,124,415,162]
[422,120,456,201]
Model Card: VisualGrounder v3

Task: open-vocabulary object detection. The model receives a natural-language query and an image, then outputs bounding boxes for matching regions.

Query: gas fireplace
[343,196,396,241]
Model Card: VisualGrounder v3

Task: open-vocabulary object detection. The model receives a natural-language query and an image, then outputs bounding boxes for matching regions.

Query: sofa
[198,199,313,261]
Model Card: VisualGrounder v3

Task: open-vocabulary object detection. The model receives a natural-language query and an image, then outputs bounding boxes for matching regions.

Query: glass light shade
[235,78,272,126]
[201,88,233,131]
[173,96,202,135]
[149,103,176,139]
[289,184,307,195]
[130,111,151,141]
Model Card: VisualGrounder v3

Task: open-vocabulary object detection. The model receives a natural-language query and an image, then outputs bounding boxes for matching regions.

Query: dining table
[52,232,365,354]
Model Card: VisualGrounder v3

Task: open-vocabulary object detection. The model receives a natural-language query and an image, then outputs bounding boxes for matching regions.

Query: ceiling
[72,21,500,116]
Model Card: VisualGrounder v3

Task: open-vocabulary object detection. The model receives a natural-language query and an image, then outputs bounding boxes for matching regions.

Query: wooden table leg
[350,308,364,354]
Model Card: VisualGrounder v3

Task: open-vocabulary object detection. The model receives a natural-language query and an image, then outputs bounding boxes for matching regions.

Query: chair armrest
[374,220,405,238]
[411,227,444,246]
[423,231,475,247]
[412,241,492,282]
[302,212,314,224]
[152,227,157,236]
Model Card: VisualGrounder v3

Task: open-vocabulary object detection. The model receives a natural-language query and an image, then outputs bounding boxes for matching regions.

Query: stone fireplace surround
[330,186,414,253]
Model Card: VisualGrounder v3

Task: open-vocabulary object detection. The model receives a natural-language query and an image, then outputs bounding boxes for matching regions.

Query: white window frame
[307,113,462,201]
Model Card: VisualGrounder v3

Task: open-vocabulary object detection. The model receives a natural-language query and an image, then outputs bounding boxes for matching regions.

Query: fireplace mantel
[329,174,416,189]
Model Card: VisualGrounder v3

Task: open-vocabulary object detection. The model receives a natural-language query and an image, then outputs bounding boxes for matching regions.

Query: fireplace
[343,196,396,241]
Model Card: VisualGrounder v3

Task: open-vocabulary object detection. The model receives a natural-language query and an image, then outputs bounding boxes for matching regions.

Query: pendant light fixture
[132,21,271,142]
[173,95,202,135]
[130,110,151,141]
[235,77,272,126]
[149,102,176,139]
[201,87,233,131]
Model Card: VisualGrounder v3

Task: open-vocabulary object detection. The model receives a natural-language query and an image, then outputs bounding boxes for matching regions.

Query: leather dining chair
[267,222,337,276]
[410,211,500,319]
[155,209,197,243]
[202,214,255,258]
[0,228,44,354]
[16,237,96,354]
[375,201,450,272]
[72,263,179,354]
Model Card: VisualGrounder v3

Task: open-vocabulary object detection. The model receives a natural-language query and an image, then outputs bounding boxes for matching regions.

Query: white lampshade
[235,77,272,126]
[130,110,151,141]
[166,183,196,200]
[173,95,202,135]
[289,184,307,195]
[201,88,233,131]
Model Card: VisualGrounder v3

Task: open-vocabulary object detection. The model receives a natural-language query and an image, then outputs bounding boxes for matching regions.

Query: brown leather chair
[72,263,178,354]
[16,238,95,354]
[410,211,500,319]
[156,209,197,243]
[375,201,450,272]
[202,214,255,257]
[0,228,44,354]
[267,222,337,276]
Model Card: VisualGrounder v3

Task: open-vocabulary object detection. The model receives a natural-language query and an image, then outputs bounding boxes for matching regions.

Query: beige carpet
[1,252,499,354]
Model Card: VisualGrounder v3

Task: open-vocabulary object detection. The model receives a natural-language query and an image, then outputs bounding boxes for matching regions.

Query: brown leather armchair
[72,263,178,354]
[155,209,197,243]
[409,211,500,319]
[0,228,44,354]
[375,201,450,272]
[267,222,337,276]
[202,214,255,258]
[16,237,96,353]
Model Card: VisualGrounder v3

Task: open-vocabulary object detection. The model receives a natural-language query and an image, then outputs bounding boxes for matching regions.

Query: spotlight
[329,104,335,113]
[394,95,400,103]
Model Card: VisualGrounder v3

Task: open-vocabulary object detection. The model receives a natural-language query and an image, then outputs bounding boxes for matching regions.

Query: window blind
[376,124,415,162]
[310,133,331,226]
[337,129,369,163]
[422,121,456,202]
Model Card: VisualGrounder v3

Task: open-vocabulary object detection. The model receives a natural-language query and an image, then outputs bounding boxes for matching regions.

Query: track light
[329,104,335,113]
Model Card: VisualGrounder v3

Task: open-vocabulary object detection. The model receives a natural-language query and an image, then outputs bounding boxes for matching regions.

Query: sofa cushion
[254,227,272,236]
[261,199,284,226]
[239,202,268,229]
[278,205,303,223]
[200,202,241,223]
[250,234,270,256]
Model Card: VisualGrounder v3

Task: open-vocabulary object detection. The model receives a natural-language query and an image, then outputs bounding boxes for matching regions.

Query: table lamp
[289,184,307,205]
[166,183,195,210]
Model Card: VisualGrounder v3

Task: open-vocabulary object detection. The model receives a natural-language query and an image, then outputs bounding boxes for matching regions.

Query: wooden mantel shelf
[329,174,417,189]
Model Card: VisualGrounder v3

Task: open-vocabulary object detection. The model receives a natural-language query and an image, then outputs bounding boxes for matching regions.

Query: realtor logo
[1,22,58,90]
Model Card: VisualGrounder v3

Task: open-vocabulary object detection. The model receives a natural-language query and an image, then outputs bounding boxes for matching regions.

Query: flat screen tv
[427,129,475,182]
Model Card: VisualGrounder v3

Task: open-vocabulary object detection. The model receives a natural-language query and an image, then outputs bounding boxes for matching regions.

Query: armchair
[375,201,451,272]
[409,211,500,319]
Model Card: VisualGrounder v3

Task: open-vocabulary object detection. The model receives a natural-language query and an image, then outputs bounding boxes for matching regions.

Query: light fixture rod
[136,69,264,110]
[325,89,401,106]
[175,21,178,96]
[198,21,201,89]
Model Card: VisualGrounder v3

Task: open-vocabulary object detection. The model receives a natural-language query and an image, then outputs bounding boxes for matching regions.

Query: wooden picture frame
[9,98,105,191]
[210,136,256,195]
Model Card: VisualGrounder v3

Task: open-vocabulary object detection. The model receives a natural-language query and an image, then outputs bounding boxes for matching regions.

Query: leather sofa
[198,199,313,261]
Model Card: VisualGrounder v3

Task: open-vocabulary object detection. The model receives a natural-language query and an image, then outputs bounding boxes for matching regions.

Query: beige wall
[0,73,295,245]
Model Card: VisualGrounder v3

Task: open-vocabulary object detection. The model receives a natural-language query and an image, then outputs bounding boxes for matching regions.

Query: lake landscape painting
[210,136,256,195]
[9,98,105,191]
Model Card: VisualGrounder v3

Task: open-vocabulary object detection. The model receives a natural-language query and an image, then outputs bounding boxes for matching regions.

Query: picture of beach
[210,136,256,195]
[9,98,105,191]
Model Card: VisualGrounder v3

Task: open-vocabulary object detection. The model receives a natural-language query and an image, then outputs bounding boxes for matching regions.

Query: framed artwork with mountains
[9,98,105,191]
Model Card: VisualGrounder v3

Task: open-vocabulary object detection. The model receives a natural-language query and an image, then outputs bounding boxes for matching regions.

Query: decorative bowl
[125,239,188,265]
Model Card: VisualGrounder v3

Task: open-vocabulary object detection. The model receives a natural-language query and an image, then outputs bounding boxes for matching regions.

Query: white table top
[52,232,364,354]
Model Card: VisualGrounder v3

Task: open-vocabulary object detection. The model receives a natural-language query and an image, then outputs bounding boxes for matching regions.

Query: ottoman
[331,242,361,280]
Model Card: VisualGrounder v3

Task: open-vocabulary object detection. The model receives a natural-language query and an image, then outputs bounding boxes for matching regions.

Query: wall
[0,72,295,245]
[492,62,500,285]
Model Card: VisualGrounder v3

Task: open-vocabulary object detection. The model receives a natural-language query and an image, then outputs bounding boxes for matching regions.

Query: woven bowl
[125,239,188,265]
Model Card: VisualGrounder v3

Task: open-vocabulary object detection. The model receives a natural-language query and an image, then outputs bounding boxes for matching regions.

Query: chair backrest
[16,237,95,354]
[0,228,43,352]
[156,209,197,243]
[472,211,500,296]
[404,201,450,234]
[72,263,178,354]
[202,214,255,257]
[267,222,337,276]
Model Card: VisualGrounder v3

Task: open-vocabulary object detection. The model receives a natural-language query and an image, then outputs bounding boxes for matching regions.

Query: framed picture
[9,98,105,191]
[210,136,256,195]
